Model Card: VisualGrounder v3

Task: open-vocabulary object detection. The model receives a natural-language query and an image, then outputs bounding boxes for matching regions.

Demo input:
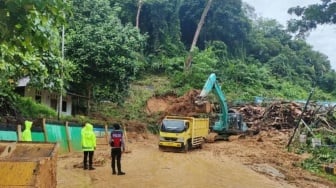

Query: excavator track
[206,132,218,143]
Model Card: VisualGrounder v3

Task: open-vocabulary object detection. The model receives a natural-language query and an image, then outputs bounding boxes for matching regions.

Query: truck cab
[160,119,189,133]
[158,116,209,152]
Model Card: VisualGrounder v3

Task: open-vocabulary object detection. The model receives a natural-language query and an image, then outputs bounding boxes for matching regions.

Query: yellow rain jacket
[81,123,96,151]
[22,120,33,141]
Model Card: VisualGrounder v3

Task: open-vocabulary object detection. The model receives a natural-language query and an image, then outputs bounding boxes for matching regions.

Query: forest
[1,0,336,117]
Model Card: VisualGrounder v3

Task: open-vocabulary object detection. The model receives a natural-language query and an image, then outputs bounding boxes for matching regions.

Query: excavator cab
[228,112,247,132]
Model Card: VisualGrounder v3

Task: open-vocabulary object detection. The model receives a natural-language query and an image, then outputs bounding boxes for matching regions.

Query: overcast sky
[243,0,336,70]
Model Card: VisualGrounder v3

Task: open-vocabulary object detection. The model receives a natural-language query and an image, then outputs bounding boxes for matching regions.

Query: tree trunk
[136,0,143,29]
[86,85,92,116]
[184,0,213,71]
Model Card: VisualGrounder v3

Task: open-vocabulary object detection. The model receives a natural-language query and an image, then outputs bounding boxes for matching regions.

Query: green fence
[45,123,69,153]
[67,125,82,152]
[31,132,45,142]
[0,122,112,153]
[0,130,43,142]
[0,130,17,141]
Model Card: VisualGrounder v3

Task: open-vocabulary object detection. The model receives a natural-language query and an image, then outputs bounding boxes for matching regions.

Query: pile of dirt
[122,120,146,133]
[145,89,202,118]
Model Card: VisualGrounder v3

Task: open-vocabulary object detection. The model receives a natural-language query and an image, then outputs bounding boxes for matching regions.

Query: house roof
[17,77,89,100]
[17,77,30,87]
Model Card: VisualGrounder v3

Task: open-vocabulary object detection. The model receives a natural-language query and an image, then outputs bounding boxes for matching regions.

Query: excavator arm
[195,73,228,132]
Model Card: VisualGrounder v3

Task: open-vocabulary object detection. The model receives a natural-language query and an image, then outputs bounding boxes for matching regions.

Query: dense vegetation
[2,0,336,180]
[1,0,336,117]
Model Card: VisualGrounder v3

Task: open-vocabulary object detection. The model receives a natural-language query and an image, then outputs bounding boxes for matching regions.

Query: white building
[16,77,72,116]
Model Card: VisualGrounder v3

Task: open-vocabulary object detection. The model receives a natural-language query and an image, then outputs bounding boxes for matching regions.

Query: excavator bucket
[194,101,211,113]
[0,141,58,188]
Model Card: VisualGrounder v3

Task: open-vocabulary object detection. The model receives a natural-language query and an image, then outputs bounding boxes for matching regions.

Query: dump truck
[158,116,209,152]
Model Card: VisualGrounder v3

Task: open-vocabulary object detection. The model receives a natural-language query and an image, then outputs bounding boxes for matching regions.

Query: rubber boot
[117,171,125,175]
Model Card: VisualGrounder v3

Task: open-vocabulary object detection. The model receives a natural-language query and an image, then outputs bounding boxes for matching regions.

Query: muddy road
[57,133,328,188]
[56,89,336,188]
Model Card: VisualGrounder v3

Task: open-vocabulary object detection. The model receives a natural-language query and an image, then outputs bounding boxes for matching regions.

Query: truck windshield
[161,120,185,133]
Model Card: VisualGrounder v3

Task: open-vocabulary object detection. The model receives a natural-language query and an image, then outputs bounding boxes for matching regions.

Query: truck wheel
[184,140,191,153]
[159,146,165,152]
[199,138,205,149]
[183,143,189,152]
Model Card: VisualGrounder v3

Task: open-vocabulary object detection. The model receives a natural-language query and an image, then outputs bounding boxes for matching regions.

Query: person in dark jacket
[109,123,126,175]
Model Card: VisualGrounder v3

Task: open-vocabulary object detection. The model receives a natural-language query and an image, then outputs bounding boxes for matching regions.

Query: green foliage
[94,75,171,123]
[288,1,336,37]
[3,0,336,124]
[244,17,336,95]
[168,47,218,91]
[15,97,57,119]
[302,146,336,173]
[180,0,251,54]
[66,0,147,103]
[292,133,336,180]
[139,0,185,56]
[0,0,72,92]
[110,0,137,25]
[65,0,336,103]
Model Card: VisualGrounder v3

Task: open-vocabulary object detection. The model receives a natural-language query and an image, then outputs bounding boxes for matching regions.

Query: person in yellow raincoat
[22,120,33,141]
[81,123,96,170]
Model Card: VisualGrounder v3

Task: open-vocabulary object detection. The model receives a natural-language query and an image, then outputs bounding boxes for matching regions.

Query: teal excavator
[195,73,252,142]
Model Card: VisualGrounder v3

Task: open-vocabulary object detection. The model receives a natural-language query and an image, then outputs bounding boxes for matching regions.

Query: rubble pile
[146,90,336,133]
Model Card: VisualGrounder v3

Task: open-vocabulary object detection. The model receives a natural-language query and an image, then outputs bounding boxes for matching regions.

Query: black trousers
[83,151,94,168]
[111,148,122,173]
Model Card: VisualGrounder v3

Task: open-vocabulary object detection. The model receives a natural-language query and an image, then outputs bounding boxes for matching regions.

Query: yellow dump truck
[158,116,209,152]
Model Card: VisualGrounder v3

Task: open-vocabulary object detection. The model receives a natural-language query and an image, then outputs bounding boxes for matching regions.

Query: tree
[0,0,72,93]
[66,0,147,107]
[139,0,185,56]
[184,0,213,71]
[180,0,251,56]
[110,0,138,25]
[287,0,336,37]
[136,0,143,28]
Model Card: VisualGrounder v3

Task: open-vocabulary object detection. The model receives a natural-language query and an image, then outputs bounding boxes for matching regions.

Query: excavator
[195,73,253,142]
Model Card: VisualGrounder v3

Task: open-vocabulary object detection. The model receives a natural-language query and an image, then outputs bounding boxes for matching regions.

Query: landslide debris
[145,90,336,133]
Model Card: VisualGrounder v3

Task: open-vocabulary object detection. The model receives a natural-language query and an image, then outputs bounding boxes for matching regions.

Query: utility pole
[287,89,314,150]
[58,25,65,120]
